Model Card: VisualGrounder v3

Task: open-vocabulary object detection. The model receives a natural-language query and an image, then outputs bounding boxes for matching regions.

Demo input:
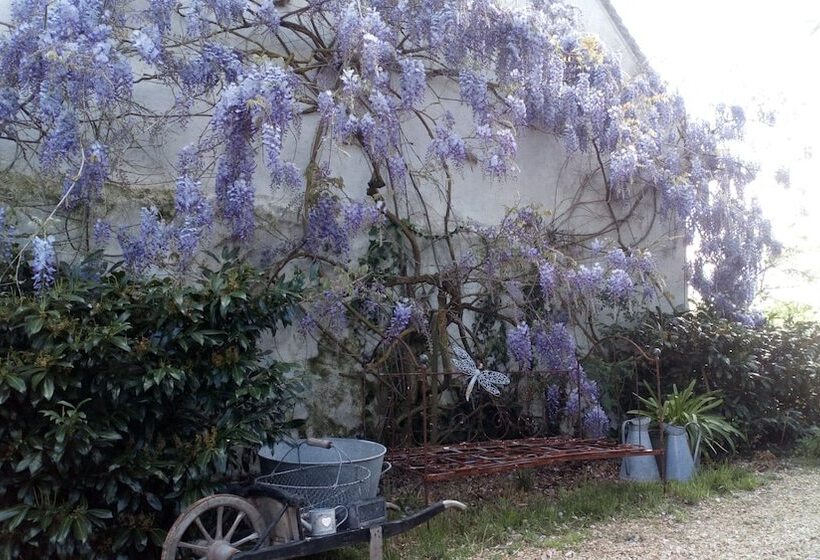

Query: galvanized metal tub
[258,438,387,498]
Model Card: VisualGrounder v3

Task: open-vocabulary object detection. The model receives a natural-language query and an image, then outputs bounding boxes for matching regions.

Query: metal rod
[654,349,667,491]
[419,354,430,506]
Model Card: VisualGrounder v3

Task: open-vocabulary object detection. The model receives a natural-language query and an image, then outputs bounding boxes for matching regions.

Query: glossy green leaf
[4,374,25,393]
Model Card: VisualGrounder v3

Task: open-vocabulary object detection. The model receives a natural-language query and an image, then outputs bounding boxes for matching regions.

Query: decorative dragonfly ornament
[450,345,511,401]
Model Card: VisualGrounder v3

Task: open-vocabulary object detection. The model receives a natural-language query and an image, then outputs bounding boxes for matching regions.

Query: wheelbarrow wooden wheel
[161,494,267,560]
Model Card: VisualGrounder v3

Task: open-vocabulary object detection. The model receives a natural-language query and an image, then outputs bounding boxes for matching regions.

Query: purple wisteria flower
[428,112,466,164]
[211,63,299,239]
[567,264,603,296]
[117,207,168,270]
[40,111,79,169]
[605,269,634,303]
[387,154,407,186]
[538,261,557,299]
[317,91,335,120]
[533,322,576,371]
[459,69,489,121]
[608,145,638,187]
[256,0,281,31]
[564,387,581,421]
[174,172,213,267]
[399,58,425,109]
[506,322,532,369]
[203,0,244,25]
[305,192,382,257]
[575,368,600,402]
[583,405,609,438]
[506,94,527,125]
[562,364,603,432]
[0,88,19,122]
[384,301,412,340]
[589,238,605,254]
[93,219,111,246]
[223,178,255,240]
[483,128,517,177]
[305,194,347,254]
[31,236,56,293]
[133,27,162,64]
[262,123,303,189]
[180,42,244,95]
[606,248,629,270]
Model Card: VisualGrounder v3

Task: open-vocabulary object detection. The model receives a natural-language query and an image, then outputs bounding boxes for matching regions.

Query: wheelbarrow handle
[442,500,467,511]
[380,500,467,538]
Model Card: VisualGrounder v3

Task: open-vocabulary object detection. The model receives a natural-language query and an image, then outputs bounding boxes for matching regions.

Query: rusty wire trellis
[358,339,666,500]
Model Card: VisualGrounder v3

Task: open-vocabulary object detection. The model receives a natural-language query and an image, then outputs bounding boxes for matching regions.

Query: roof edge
[595,0,652,71]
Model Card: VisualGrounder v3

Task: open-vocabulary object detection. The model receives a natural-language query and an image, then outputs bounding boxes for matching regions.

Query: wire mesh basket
[256,463,371,509]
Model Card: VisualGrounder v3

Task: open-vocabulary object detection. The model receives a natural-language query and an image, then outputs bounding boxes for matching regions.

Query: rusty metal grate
[387,437,662,482]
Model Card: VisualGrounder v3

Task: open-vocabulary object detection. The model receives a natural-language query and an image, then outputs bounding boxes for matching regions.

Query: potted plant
[628,380,744,480]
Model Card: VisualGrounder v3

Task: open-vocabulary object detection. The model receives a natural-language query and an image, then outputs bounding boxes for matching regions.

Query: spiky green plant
[629,380,745,456]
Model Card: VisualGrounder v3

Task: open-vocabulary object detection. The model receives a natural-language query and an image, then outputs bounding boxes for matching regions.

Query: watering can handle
[621,420,630,476]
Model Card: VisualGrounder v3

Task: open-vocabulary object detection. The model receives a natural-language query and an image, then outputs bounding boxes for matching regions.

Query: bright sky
[611,1,820,313]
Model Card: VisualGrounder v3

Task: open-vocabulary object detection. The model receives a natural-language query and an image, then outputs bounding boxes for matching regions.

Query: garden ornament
[302,506,349,536]
[450,345,510,401]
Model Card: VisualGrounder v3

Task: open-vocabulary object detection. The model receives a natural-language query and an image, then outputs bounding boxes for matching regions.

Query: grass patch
[667,462,760,503]
[311,463,761,560]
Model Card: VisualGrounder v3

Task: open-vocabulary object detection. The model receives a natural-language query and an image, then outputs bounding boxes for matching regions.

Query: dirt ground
[471,464,820,560]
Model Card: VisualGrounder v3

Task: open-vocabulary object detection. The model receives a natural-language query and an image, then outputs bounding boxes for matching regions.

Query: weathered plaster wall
[0,0,687,434]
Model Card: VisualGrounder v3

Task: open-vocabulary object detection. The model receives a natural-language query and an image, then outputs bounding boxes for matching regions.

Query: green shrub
[796,426,820,462]
[0,251,301,559]
[599,305,820,448]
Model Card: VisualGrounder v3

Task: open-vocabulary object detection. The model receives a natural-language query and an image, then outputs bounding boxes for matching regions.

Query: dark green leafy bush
[602,305,820,448]
[796,426,820,462]
[0,251,301,559]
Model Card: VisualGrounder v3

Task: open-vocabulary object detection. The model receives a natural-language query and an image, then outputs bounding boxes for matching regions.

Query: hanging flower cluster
[0,1,779,350]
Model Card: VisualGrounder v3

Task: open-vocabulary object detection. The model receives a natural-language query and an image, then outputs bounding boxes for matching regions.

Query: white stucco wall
[0,0,687,432]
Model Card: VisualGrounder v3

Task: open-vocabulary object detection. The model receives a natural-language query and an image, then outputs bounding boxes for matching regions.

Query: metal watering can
[664,423,701,482]
[619,416,660,481]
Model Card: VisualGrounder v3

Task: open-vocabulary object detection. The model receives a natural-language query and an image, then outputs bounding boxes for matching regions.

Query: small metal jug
[301,506,349,536]
[619,416,660,481]
[664,423,701,482]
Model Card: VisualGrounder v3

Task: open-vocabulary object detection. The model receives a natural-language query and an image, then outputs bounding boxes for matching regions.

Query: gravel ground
[475,466,820,560]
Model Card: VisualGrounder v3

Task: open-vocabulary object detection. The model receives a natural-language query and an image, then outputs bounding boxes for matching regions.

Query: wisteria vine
[0,0,781,434]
